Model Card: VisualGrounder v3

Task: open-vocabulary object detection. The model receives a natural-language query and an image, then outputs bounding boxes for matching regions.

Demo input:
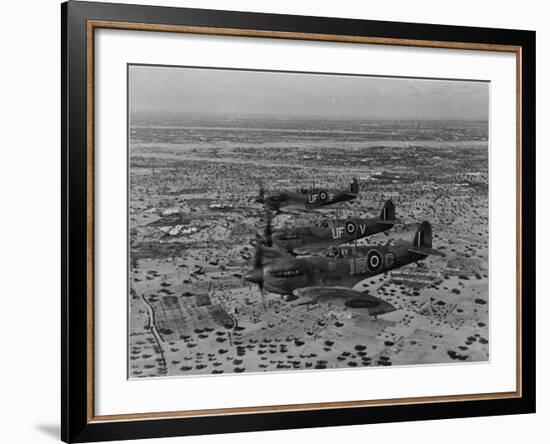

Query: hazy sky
[129,65,489,120]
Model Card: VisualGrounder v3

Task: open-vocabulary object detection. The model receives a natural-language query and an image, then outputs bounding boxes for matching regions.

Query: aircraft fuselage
[262,243,421,295]
[263,188,357,212]
[272,218,391,252]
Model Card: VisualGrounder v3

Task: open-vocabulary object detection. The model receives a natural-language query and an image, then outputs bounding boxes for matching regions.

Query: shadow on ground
[35,424,59,440]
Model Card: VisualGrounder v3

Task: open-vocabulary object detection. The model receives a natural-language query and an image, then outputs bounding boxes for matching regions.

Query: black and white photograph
[128,65,490,378]
[0,0,542,442]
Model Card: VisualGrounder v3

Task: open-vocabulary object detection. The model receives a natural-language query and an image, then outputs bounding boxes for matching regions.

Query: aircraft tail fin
[379,199,397,223]
[348,177,359,195]
[413,221,432,248]
[408,221,445,257]
[255,182,265,203]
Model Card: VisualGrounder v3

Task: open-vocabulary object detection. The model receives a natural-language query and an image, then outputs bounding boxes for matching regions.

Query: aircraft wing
[279,204,336,214]
[292,242,331,256]
[292,286,396,317]
[258,245,295,263]
[278,204,308,213]
[309,207,335,214]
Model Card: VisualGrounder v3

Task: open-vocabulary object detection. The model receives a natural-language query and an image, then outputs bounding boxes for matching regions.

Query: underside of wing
[292,286,396,317]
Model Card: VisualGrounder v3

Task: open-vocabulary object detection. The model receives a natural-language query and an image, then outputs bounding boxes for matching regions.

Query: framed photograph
[61,1,536,442]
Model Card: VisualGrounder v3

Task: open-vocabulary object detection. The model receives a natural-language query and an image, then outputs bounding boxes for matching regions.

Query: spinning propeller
[243,244,266,308]
[244,210,273,308]
[263,209,273,247]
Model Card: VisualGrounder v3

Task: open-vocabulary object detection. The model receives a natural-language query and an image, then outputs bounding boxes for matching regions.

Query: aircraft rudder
[413,221,432,248]
[349,177,359,195]
[380,199,396,221]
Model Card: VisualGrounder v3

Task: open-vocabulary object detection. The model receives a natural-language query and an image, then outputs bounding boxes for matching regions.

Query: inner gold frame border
[86,19,523,423]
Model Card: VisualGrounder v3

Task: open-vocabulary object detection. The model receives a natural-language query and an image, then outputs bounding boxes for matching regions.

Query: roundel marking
[367,250,383,271]
[318,190,329,202]
[345,220,357,235]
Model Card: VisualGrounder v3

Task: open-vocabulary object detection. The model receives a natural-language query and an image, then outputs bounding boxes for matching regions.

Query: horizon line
[130,110,488,122]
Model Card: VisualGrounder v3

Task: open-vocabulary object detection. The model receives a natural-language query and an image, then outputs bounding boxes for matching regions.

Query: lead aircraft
[244,221,444,319]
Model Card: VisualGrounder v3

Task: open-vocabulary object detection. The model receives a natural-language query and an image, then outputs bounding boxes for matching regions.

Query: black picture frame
[62,1,536,442]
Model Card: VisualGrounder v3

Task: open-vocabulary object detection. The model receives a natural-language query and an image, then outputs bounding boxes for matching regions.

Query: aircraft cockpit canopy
[269,193,287,202]
[339,247,353,257]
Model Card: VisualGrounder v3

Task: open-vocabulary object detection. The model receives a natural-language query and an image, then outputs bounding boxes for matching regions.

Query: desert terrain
[128,116,489,378]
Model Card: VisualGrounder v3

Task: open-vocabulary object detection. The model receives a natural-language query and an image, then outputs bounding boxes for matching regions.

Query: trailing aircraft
[244,221,444,319]
[255,178,359,213]
[265,199,399,255]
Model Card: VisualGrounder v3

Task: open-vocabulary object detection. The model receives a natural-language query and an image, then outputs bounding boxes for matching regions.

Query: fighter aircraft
[255,178,359,213]
[265,199,399,255]
[244,221,444,319]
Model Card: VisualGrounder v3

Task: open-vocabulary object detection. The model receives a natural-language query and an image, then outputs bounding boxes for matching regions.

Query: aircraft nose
[244,268,263,285]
